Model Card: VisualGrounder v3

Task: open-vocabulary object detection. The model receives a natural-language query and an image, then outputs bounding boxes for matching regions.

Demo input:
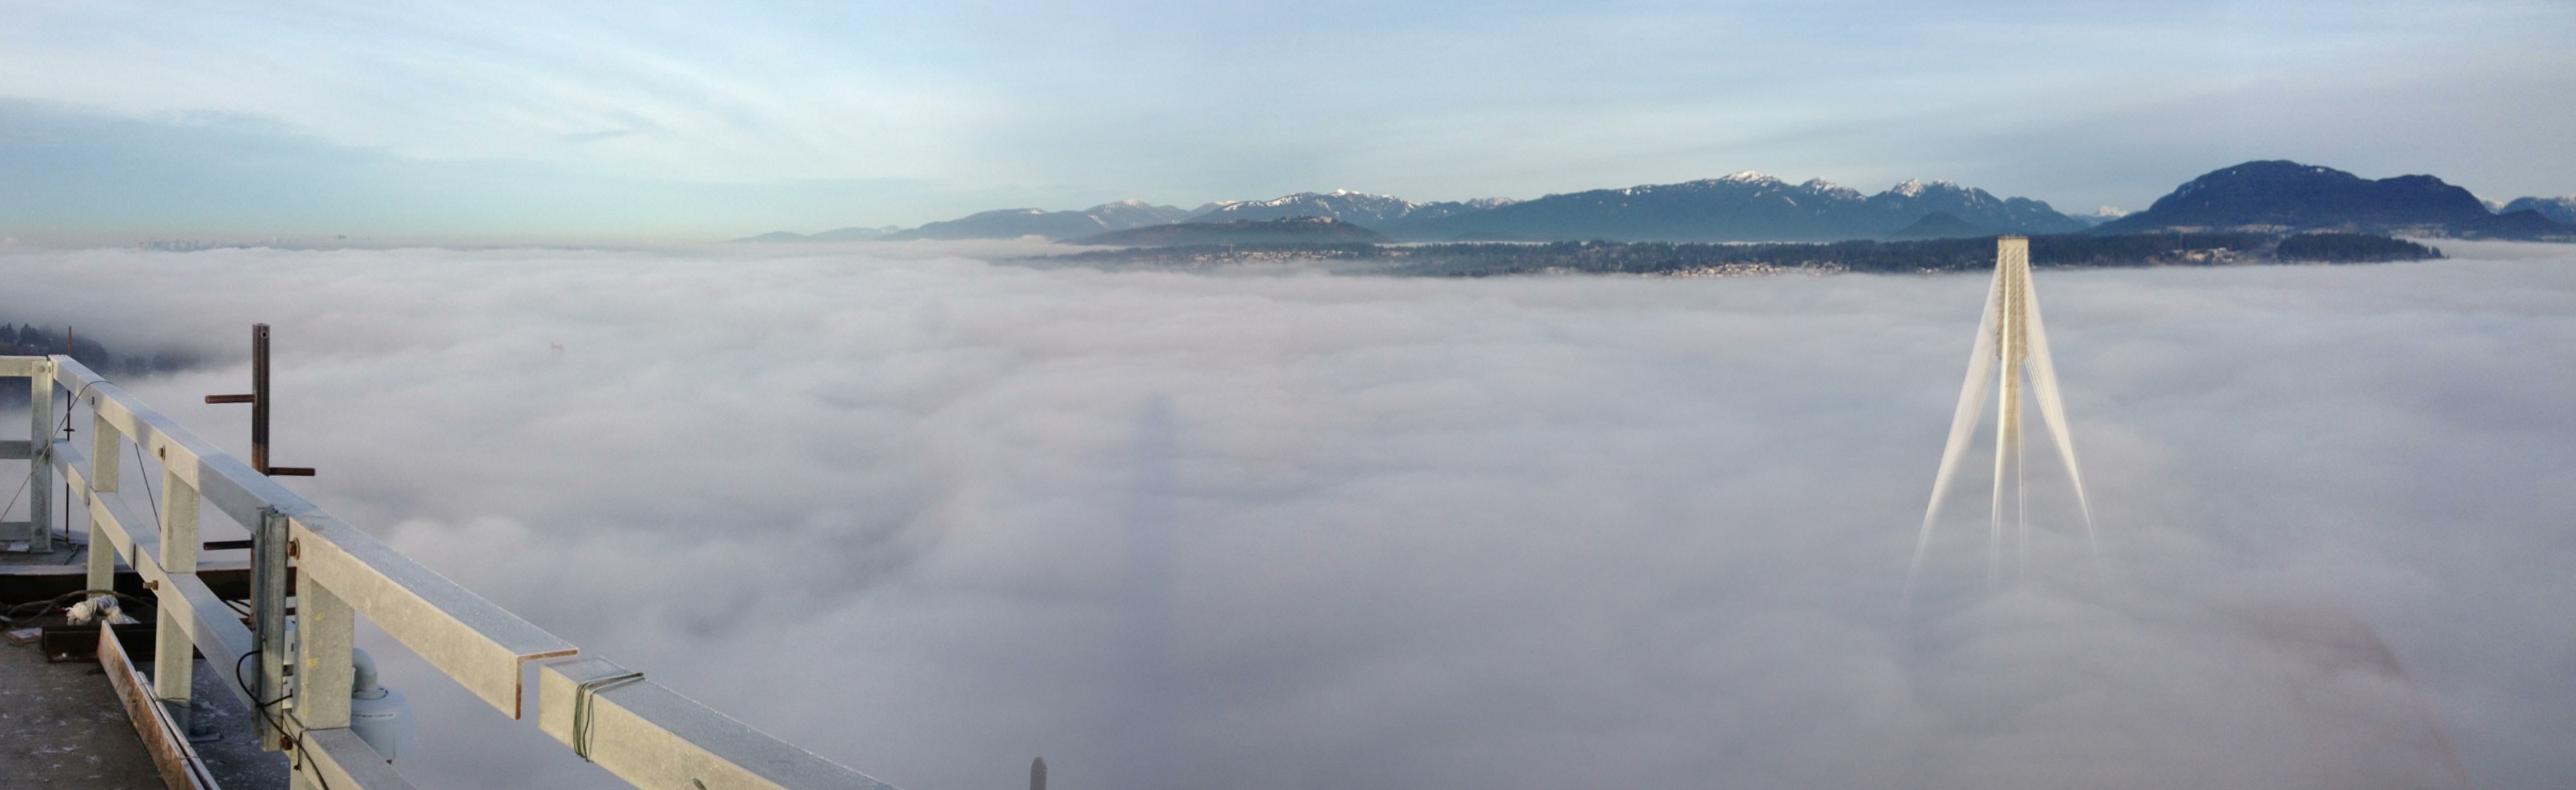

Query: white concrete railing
[8,355,894,790]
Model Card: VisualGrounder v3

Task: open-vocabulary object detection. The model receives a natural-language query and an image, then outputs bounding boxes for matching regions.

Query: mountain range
[877,200,1196,241]
[1074,217,1388,246]
[742,161,2572,245]
[739,225,906,242]
[1885,212,1997,241]
[2500,196,2576,226]
[2094,161,2566,239]
[1378,174,2089,241]
[1192,190,1516,227]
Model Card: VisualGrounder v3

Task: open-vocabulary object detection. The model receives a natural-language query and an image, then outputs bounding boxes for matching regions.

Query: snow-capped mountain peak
[1189,190,1510,228]
[1798,178,1864,199]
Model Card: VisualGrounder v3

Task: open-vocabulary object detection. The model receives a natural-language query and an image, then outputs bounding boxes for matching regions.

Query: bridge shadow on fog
[1114,397,1181,790]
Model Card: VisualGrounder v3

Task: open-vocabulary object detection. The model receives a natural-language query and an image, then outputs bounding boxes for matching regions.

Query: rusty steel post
[252,323,268,473]
[26,347,54,552]
[206,324,313,477]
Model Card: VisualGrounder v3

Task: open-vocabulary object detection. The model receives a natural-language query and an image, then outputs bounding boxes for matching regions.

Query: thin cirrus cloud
[1,0,2571,237]
[2,242,2571,788]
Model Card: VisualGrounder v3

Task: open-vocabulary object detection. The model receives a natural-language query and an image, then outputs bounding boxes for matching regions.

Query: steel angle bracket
[537,657,896,790]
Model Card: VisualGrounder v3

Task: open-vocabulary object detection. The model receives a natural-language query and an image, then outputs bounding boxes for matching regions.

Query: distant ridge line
[741,160,2574,245]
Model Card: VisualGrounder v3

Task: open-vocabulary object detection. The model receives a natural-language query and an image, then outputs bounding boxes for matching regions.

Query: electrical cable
[0,381,64,533]
[130,432,159,530]
[234,648,331,790]
[572,670,647,760]
[54,378,101,549]
[0,461,34,531]
[2,588,154,618]
[0,378,103,549]
[59,366,330,789]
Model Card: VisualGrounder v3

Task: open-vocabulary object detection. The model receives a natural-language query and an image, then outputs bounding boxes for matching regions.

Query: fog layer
[4,244,2572,789]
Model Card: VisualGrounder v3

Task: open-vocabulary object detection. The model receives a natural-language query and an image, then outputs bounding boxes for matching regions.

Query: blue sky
[3,0,2570,241]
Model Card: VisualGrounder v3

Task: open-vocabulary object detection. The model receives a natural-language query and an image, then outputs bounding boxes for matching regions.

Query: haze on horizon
[3,0,2572,243]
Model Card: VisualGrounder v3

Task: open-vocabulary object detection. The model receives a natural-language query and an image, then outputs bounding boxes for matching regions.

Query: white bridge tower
[1906,236,2102,601]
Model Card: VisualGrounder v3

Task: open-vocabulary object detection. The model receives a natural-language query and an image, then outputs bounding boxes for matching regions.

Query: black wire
[63,375,161,533]
[0,380,56,527]
[233,648,330,790]
[66,372,331,789]
[57,380,98,452]
[0,464,34,529]
[291,721,330,790]
[70,370,331,789]
[2,588,153,616]
[58,379,101,550]
[0,375,102,547]
[130,432,159,529]
[1,375,92,531]
[230,648,290,715]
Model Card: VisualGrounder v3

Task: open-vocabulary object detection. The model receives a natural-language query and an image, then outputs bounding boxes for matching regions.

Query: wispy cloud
[1,1,2570,234]
[559,128,642,145]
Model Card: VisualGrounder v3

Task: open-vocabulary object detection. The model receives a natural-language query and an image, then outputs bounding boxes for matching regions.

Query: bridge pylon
[1906,236,2102,603]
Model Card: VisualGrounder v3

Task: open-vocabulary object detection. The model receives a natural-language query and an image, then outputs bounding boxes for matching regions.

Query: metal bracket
[253,506,290,751]
[203,324,316,477]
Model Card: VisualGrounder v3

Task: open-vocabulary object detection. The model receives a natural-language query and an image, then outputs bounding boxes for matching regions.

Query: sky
[2,0,2573,241]
[6,245,2576,789]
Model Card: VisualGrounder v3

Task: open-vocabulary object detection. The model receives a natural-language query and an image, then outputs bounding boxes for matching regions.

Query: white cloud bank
[5,242,2574,789]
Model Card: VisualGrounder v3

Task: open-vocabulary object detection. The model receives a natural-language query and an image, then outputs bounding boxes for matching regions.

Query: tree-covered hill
[1035,231,2442,277]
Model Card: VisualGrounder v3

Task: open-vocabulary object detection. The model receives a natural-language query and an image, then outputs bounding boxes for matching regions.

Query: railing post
[292,577,354,789]
[86,413,121,601]
[90,412,121,493]
[83,491,114,600]
[26,359,54,552]
[154,465,201,729]
[255,507,291,751]
[294,582,354,729]
[38,353,894,790]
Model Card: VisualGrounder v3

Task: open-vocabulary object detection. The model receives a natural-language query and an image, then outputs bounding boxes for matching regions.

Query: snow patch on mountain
[1193,190,1513,229]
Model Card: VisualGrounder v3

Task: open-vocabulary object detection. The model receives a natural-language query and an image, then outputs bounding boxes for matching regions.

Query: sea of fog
[4,241,2574,790]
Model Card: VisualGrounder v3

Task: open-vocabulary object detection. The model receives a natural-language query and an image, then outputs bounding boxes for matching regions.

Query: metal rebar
[205,324,311,476]
[252,323,269,473]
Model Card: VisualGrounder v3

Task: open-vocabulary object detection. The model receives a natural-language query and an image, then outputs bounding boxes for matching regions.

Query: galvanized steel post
[256,508,291,750]
[86,411,120,600]
[26,358,54,551]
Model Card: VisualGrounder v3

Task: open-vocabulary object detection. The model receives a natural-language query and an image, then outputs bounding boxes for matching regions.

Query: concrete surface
[0,617,166,789]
